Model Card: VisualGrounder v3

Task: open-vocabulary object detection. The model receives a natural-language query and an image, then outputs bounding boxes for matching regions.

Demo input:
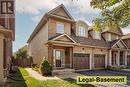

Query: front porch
[109,39,129,68]
[48,45,73,70]
[47,33,77,70]
[109,50,128,68]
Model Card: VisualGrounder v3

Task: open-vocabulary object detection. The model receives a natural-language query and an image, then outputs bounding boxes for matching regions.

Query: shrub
[32,64,39,72]
[40,59,52,76]
[32,64,37,68]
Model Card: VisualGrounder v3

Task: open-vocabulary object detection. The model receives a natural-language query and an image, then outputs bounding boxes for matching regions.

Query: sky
[13,0,130,52]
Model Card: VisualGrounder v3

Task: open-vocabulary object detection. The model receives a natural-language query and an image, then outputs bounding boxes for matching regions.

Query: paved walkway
[25,68,82,80]
[25,68,60,80]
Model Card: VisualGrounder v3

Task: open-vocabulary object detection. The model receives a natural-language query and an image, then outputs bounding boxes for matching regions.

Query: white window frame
[56,22,64,34]
[79,26,85,37]
[108,33,112,41]
[53,49,65,68]
[94,31,101,40]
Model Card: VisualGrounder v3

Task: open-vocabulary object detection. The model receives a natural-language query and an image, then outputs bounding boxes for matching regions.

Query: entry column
[109,50,112,66]
[125,51,128,66]
[117,50,120,66]
[70,48,73,68]
[0,34,4,82]
[91,48,94,69]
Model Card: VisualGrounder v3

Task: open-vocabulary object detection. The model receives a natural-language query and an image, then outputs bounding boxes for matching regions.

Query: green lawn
[9,67,95,87]
[19,67,29,76]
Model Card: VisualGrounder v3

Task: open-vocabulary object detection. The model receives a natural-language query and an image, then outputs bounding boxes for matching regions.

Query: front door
[54,49,65,68]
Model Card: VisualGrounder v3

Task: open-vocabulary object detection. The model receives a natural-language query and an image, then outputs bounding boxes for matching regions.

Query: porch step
[52,69,75,75]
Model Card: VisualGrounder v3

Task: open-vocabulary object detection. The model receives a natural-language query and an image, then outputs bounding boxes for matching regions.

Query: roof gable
[112,39,128,49]
[52,34,77,43]
[47,4,74,20]
[114,44,120,48]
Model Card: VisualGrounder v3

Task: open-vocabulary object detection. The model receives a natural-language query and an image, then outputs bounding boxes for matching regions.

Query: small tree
[14,45,28,59]
[40,58,52,76]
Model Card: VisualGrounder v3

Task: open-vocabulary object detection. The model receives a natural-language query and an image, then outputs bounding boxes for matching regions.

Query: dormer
[102,28,123,41]
[105,33,119,41]
[93,30,101,40]
[88,28,101,40]
[75,20,89,37]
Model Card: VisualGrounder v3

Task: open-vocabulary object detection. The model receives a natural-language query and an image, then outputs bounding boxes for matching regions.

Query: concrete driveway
[76,69,130,87]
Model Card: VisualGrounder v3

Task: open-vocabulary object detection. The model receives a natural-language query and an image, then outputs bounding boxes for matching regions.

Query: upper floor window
[79,26,85,37]
[94,31,101,39]
[56,22,64,34]
[108,33,112,41]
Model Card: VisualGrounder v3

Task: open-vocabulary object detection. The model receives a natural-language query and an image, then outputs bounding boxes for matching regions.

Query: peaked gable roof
[47,4,74,21]
[111,39,128,49]
[50,33,77,43]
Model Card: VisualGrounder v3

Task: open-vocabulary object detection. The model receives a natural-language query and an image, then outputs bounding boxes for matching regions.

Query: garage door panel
[127,55,130,67]
[94,54,105,68]
[73,53,90,70]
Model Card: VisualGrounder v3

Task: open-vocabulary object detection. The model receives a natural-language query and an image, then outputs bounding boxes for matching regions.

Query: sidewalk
[25,68,60,80]
[25,68,83,80]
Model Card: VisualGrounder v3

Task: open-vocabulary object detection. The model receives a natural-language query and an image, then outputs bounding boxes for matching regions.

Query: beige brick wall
[73,46,92,54]
[28,22,48,65]
[0,34,4,82]
[73,46,108,54]
[48,18,71,39]
[93,48,108,54]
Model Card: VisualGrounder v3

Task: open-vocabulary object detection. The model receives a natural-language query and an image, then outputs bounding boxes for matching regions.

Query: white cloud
[16,0,99,14]
[122,28,130,34]
[32,15,42,23]
[73,0,100,14]
[16,0,71,14]
[16,0,101,23]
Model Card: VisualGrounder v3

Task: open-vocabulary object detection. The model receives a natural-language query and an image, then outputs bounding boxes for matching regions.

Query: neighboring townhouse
[27,4,130,70]
[0,0,15,82]
[122,34,130,68]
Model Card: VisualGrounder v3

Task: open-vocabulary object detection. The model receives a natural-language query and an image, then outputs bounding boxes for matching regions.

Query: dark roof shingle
[70,35,110,48]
